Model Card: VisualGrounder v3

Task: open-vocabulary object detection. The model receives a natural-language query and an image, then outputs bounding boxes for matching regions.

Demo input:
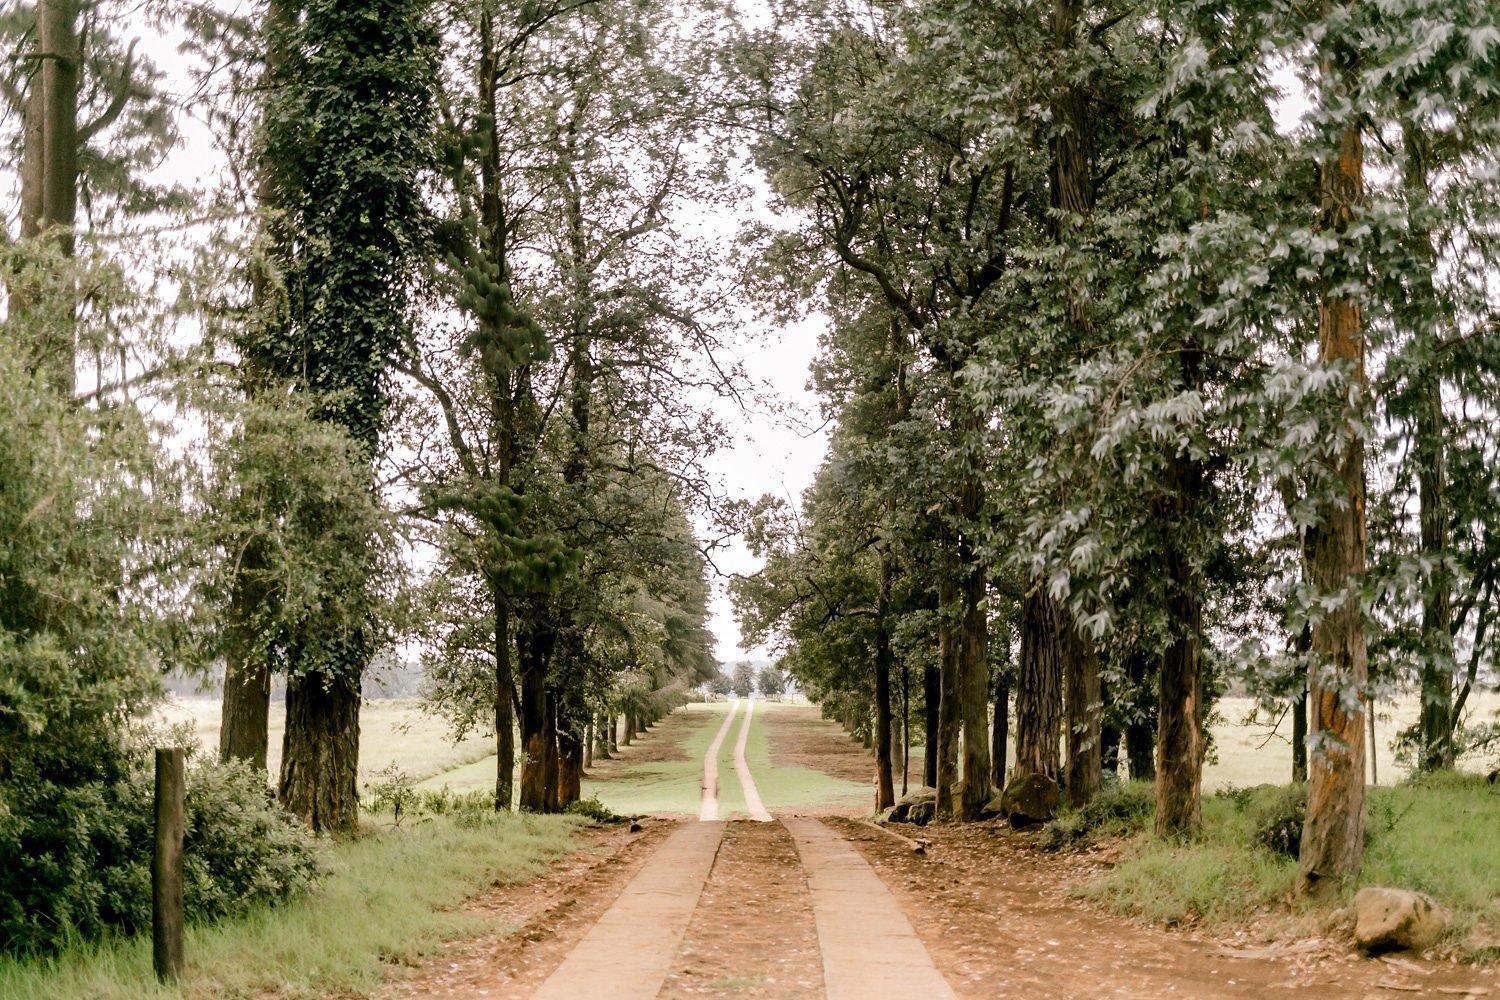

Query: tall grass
[0,810,581,999]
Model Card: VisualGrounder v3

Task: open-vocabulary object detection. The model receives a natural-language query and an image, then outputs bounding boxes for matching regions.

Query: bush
[0,737,322,955]
[1039,781,1155,850]
[565,795,621,823]
[1248,784,1306,858]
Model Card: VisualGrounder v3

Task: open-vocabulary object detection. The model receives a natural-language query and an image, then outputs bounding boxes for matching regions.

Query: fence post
[152,747,185,983]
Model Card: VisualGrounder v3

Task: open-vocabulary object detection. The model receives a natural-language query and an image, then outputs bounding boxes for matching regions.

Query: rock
[628,819,643,833]
[999,773,1060,828]
[906,799,935,826]
[1354,887,1449,953]
[887,786,936,824]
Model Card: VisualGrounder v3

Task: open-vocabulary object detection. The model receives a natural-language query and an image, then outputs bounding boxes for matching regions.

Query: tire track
[733,698,772,821]
[699,699,740,821]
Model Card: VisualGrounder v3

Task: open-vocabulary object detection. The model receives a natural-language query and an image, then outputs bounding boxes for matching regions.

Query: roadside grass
[1078,772,1500,958]
[0,810,582,999]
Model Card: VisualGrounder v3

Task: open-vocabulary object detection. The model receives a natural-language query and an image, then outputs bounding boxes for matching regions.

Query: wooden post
[153,747,186,983]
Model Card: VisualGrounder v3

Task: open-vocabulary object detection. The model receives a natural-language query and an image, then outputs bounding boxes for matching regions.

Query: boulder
[999,773,1060,828]
[1354,887,1449,953]
[887,787,936,825]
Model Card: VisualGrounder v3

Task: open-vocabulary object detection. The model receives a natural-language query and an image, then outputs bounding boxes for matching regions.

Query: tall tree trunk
[1298,112,1369,897]
[935,567,961,818]
[278,670,360,834]
[923,661,940,788]
[219,0,296,770]
[1123,648,1155,781]
[220,543,271,771]
[1062,612,1101,808]
[991,670,1009,790]
[957,548,991,820]
[1156,431,1207,835]
[517,615,553,812]
[18,0,80,391]
[874,552,896,810]
[1014,588,1063,779]
[493,590,516,810]
[1403,123,1454,772]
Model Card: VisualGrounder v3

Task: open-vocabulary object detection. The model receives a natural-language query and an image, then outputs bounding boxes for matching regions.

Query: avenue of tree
[729,0,1499,896]
[0,0,1495,955]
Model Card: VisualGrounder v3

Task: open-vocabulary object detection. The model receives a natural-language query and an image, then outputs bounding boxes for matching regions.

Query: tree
[248,0,437,833]
[758,664,786,699]
[731,661,756,699]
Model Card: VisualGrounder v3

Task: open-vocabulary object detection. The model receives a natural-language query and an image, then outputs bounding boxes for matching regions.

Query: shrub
[1039,781,1155,850]
[1248,784,1306,858]
[565,795,621,823]
[0,736,322,955]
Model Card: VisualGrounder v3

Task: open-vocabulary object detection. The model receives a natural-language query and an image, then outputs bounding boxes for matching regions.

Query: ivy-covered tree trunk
[1015,588,1063,779]
[264,0,435,833]
[278,671,360,834]
[1062,613,1101,809]
[1298,112,1369,897]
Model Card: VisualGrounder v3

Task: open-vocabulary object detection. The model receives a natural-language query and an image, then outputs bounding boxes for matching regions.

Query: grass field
[0,810,582,1000]
[154,696,493,788]
[420,700,872,817]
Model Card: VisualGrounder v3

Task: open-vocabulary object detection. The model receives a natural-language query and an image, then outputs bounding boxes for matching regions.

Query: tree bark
[278,669,361,834]
[1062,612,1101,808]
[1123,648,1155,781]
[957,551,991,820]
[1297,114,1369,897]
[1403,123,1454,772]
[873,552,896,810]
[517,614,553,812]
[991,670,1009,790]
[18,0,78,390]
[1014,588,1063,779]
[935,567,961,818]
[493,590,516,810]
[923,660,940,788]
[219,650,270,772]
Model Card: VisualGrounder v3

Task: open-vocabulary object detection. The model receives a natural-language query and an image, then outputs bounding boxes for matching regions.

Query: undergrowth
[0,808,582,999]
[1075,772,1499,959]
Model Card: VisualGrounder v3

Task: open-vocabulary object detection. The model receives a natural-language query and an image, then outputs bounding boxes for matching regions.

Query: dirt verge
[828,817,1498,999]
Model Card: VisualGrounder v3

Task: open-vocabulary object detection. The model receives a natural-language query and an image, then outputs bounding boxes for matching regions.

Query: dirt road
[385,701,1497,999]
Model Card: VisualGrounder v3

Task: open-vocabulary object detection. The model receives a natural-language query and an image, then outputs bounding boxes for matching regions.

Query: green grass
[739,702,869,813]
[0,811,582,999]
[1081,772,1500,956]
